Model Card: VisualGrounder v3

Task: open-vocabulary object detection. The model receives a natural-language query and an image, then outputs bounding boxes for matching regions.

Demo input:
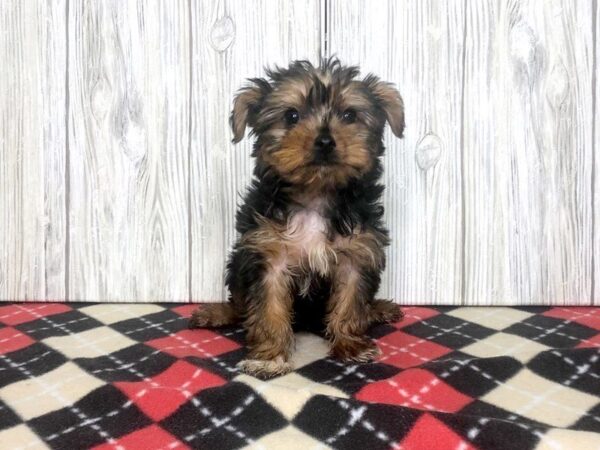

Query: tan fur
[197,61,406,377]
[188,303,240,328]
[231,86,265,142]
[326,260,379,361]
[369,81,405,137]
[258,78,380,188]
[335,228,388,271]
[266,77,311,108]
[237,356,293,377]
[242,214,336,276]
[368,299,403,324]
[240,247,295,378]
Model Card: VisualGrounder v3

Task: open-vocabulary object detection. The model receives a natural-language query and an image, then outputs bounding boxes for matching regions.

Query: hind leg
[368,299,403,325]
[188,303,240,328]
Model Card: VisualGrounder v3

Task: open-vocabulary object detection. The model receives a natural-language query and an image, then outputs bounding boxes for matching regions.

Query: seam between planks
[187,0,193,303]
[592,0,598,305]
[64,0,70,302]
[321,0,328,58]
[458,0,468,305]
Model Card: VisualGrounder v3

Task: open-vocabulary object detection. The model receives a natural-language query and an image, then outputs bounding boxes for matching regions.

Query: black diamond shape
[297,358,400,395]
[160,381,287,449]
[512,306,552,314]
[572,403,600,433]
[186,347,246,380]
[436,401,547,450]
[504,315,598,348]
[0,400,21,430]
[402,314,496,349]
[369,323,398,340]
[110,310,186,342]
[460,400,550,429]
[0,343,67,388]
[74,343,177,382]
[65,302,99,310]
[424,351,523,397]
[527,348,600,396]
[16,310,104,339]
[28,385,151,449]
[294,396,420,449]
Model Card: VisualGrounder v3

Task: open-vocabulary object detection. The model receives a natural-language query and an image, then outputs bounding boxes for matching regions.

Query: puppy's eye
[342,109,357,124]
[284,108,300,126]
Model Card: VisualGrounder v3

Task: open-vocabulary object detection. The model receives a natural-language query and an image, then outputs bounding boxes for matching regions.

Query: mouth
[309,159,337,167]
[310,152,339,166]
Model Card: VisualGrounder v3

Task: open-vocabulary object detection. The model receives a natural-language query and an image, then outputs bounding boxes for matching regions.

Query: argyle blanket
[0,303,599,450]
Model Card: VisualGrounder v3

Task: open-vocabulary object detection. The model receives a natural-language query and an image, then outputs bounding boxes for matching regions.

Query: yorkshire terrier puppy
[189,58,404,378]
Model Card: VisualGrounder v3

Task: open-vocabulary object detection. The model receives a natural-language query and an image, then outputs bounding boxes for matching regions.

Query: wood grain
[0,1,67,301]
[190,0,322,301]
[0,0,597,305]
[327,0,465,304]
[462,0,595,304]
[68,0,190,301]
[594,0,599,305]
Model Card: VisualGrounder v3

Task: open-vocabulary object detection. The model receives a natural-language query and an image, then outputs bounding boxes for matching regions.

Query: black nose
[313,133,337,164]
[315,134,335,149]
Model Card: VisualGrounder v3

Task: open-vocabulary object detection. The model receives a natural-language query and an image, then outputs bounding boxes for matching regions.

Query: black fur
[185,57,407,376]
[225,163,389,332]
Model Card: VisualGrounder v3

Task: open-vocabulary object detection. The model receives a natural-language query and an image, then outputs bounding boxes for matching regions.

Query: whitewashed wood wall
[0,0,598,305]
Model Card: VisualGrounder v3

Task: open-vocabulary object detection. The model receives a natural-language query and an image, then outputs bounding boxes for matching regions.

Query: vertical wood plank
[68,0,190,301]
[0,1,67,301]
[190,0,322,301]
[462,0,594,305]
[327,0,465,304]
[594,0,599,305]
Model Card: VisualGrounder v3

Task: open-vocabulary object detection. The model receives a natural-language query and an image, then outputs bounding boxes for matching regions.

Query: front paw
[237,356,293,379]
[330,338,381,363]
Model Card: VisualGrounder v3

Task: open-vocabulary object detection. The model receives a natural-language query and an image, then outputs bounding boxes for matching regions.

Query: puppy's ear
[230,78,272,143]
[364,75,405,138]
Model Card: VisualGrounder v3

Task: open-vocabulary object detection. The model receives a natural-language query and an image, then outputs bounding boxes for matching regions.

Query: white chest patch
[283,209,335,275]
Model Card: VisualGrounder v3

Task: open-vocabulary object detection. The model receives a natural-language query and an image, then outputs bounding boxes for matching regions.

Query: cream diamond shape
[79,304,165,325]
[0,362,104,420]
[242,425,331,450]
[0,424,50,449]
[447,307,534,330]
[237,372,347,421]
[291,332,330,368]
[43,326,136,359]
[482,369,599,427]
[535,428,600,450]
[461,332,550,363]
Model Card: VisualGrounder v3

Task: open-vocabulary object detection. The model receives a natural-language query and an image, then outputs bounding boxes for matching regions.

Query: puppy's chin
[280,164,356,190]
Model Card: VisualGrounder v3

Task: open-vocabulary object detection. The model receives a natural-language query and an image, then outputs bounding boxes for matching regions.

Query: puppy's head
[230,58,404,187]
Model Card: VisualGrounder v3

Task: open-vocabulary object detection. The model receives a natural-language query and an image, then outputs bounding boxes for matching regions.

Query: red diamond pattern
[576,333,600,349]
[91,424,190,450]
[0,327,35,354]
[0,302,597,449]
[355,368,473,413]
[146,329,240,359]
[377,330,452,368]
[543,307,600,331]
[115,360,226,421]
[0,303,71,326]
[171,304,198,319]
[395,306,440,329]
[398,413,477,450]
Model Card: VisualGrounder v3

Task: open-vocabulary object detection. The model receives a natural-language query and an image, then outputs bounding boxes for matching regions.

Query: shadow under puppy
[190,58,404,378]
